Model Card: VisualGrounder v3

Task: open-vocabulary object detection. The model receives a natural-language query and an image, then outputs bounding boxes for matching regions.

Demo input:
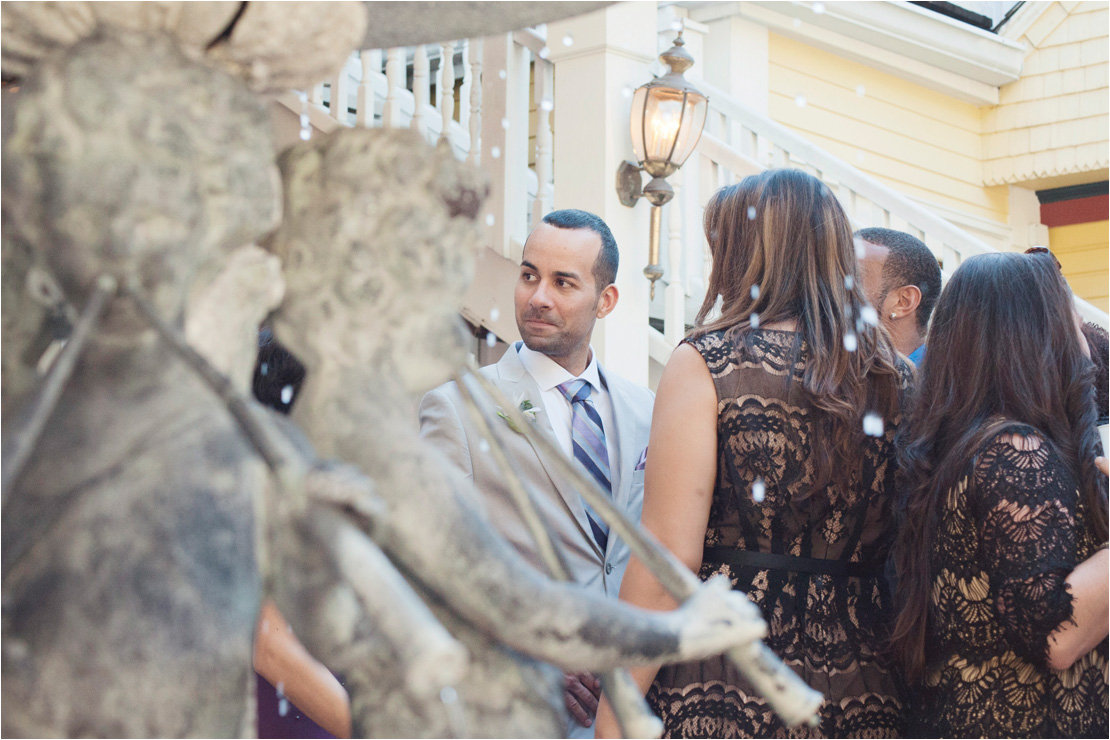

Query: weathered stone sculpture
[0,1,367,93]
[265,127,769,737]
[0,32,279,737]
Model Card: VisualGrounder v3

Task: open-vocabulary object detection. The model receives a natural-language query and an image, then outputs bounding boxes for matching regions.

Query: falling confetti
[844,275,854,290]
[540,98,554,112]
[813,2,826,14]
[670,19,683,32]
[843,333,858,352]
[750,285,761,300]
[490,307,500,321]
[863,412,885,437]
[485,213,495,226]
[478,438,491,453]
[794,94,807,108]
[490,146,501,159]
[856,84,867,97]
[855,150,866,163]
[750,312,761,329]
[853,238,867,259]
[860,305,879,326]
[538,46,550,59]
[280,385,294,405]
[793,17,802,28]
[486,332,497,348]
[752,478,766,503]
[621,85,634,99]
[498,69,507,80]
[501,117,511,129]
[747,206,757,220]
[562,34,574,47]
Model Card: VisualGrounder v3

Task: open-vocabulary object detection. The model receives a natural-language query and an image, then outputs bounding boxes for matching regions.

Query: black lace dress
[909,423,1109,738]
[646,329,907,738]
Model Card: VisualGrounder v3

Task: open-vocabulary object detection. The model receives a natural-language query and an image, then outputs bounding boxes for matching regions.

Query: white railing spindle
[532,58,554,228]
[411,44,430,140]
[331,54,351,124]
[439,41,456,145]
[665,168,686,347]
[357,49,380,128]
[468,38,483,166]
[383,48,403,128]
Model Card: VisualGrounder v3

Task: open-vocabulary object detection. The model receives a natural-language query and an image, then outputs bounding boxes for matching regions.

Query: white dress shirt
[516,343,621,497]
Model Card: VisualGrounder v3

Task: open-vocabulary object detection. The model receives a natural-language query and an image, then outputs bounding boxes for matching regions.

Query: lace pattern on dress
[911,423,1109,738]
[648,329,907,738]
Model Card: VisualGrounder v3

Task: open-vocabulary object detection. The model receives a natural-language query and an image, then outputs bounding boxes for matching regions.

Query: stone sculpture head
[267,128,487,394]
[1,32,279,337]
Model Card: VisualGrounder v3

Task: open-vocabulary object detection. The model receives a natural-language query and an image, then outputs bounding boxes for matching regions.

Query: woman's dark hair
[891,250,1108,682]
[690,169,904,499]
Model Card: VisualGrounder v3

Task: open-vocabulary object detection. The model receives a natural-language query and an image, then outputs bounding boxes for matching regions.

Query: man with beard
[419,209,654,736]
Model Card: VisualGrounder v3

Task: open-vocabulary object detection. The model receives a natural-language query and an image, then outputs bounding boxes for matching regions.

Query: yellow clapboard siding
[770,64,981,152]
[1050,220,1110,250]
[770,34,982,132]
[766,31,1005,227]
[769,91,983,184]
[1056,245,1109,272]
[1050,220,1108,309]
[785,127,1009,222]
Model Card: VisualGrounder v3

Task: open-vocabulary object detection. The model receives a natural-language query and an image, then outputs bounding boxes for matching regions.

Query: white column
[547,2,657,384]
[481,33,531,260]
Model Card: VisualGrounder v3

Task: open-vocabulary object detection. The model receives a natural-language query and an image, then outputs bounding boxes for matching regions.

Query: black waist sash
[702,546,884,579]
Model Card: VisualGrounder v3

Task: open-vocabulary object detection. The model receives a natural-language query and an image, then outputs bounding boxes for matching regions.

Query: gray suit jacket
[418,343,654,597]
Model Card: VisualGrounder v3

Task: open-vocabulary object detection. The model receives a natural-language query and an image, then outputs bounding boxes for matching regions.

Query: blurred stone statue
[1,32,280,737]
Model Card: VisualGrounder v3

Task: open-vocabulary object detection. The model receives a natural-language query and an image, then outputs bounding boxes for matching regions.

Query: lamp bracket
[616,160,643,208]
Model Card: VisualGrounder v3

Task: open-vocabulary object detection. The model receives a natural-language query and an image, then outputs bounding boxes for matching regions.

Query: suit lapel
[494,345,600,557]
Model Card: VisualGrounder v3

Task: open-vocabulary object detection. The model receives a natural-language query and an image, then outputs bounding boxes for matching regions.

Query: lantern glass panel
[669,91,708,168]
[641,86,686,166]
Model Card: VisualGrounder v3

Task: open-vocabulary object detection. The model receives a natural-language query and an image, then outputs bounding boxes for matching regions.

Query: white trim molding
[681,0,1027,104]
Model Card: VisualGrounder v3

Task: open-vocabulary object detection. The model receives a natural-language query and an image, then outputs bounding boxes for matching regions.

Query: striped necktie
[556,379,610,551]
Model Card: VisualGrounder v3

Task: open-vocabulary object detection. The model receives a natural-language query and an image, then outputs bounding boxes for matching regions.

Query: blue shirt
[908,344,926,366]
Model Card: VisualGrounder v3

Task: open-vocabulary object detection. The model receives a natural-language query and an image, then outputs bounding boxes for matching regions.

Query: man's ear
[894,284,922,316]
[596,284,619,319]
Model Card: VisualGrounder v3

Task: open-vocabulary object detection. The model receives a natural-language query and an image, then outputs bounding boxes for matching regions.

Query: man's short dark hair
[856,227,942,332]
[542,209,619,290]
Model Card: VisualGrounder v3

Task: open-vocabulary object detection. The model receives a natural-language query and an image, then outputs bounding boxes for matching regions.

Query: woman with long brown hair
[892,250,1108,737]
[595,169,908,738]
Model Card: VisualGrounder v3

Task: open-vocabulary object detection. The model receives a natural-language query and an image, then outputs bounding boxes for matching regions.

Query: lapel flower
[497,396,542,433]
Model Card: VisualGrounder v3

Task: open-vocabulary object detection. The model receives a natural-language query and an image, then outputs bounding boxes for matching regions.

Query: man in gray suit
[419,209,654,734]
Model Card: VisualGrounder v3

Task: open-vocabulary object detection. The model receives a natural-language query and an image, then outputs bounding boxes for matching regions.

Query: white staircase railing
[649,79,1109,365]
[274,31,555,265]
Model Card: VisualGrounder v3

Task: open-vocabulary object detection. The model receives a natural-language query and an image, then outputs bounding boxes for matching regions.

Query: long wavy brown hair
[690,169,904,499]
[891,251,1108,682]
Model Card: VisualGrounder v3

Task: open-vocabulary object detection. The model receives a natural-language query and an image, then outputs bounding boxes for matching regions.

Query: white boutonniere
[497,396,541,433]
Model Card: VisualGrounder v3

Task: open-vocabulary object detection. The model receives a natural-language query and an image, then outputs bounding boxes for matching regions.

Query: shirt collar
[517,343,602,393]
